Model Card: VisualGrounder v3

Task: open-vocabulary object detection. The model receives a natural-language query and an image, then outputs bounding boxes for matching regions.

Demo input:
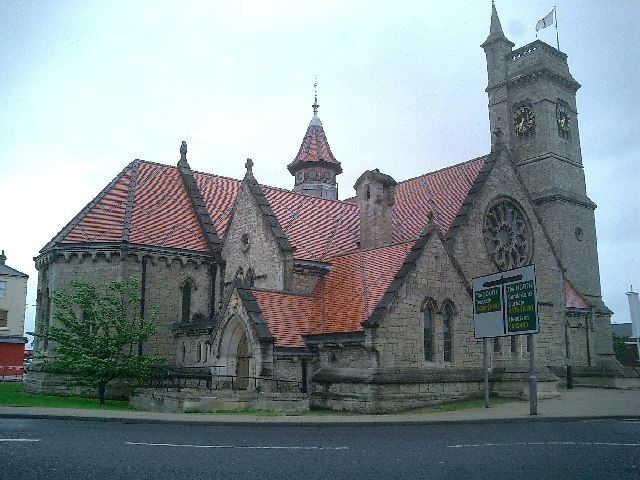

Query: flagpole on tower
[555,6,560,50]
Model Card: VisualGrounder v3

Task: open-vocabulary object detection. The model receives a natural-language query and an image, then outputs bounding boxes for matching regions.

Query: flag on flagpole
[536,8,555,31]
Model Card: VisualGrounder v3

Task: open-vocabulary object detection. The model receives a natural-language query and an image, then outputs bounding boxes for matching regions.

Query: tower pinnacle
[489,1,504,37]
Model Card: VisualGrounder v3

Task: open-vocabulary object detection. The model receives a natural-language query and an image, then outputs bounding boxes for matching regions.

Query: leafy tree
[612,333,630,364]
[34,278,163,404]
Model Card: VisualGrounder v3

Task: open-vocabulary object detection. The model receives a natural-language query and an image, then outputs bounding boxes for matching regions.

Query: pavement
[1,387,639,425]
[0,388,640,425]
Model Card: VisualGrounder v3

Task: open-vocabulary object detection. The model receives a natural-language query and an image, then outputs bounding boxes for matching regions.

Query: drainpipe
[564,320,573,389]
[139,256,147,356]
[585,307,594,367]
[301,359,308,393]
[209,264,217,319]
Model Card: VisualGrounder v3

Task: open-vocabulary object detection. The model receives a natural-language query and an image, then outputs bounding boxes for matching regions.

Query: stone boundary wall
[311,367,561,413]
[130,388,309,413]
[24,370,140,400]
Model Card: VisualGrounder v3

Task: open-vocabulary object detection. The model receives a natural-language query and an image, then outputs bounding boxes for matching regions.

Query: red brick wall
[0,343,25,376]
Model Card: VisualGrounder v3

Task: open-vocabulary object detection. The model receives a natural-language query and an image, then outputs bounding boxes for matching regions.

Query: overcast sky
[1,1,638,342]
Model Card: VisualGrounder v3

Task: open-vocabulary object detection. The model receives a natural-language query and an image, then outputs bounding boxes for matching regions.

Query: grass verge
[405,396,515,414]
[0,381,134,411]
[0,382,516,416]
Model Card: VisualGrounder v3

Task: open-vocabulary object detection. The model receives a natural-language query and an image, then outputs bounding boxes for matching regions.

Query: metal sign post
[483,338,489,408]
[528,334,537,415]
[473,265,539,415]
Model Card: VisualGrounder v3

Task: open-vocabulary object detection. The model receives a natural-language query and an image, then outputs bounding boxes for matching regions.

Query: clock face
[514,105,535,134]
[556,103,571,132]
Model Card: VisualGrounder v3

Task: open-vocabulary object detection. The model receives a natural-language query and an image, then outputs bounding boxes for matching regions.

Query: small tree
[34,278,163,404]
[611,333,629,362]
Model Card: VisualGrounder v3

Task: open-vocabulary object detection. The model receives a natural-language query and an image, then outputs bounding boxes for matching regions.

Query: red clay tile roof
[393,156,486,242]
[252,241,413,347]
[48,156,484,264]
[252,290,318,348]
[59,161,209,252]
[194,171,241,239]
[565,279,590,309]
[59,163,132,245]
[263,188,359,261]
[287,116,342,174]
[312,242,414,335]
[128,162,208,251]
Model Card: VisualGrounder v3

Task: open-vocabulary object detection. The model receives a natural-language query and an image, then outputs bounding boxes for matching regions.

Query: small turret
[288,83,342,200]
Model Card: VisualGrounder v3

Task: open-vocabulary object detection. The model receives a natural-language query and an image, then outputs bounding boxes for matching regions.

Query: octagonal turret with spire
[287,83,342,200]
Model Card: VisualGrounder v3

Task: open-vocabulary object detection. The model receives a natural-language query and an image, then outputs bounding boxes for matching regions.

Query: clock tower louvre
[483,2,606,310]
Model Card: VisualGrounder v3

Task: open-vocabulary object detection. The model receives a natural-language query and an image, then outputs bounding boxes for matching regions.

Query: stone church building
[30,5,635,412]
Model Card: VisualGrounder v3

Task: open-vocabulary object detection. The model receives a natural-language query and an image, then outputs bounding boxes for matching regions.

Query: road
[1,417,639,479]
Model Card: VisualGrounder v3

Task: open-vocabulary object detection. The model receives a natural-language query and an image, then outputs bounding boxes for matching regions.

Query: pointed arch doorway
[235,332,250,389]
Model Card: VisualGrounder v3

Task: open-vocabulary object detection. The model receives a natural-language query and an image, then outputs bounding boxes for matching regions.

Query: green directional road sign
[506,279,536,333]
[473,265,539,338]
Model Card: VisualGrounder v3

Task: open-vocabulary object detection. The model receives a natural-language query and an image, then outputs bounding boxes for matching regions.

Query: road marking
[126,441,348,450]
[0,439,41,442]
[448,441,640,448]
[581,419,640,423]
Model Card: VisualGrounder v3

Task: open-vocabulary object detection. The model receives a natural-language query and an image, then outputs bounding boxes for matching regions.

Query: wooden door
[236,332,249,389]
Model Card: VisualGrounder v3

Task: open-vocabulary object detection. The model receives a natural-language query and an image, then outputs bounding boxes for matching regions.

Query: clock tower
[482,2,606,311]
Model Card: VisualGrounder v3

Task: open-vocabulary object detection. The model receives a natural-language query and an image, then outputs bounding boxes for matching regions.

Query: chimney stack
[354,169,397,250]
[0,250,5,265]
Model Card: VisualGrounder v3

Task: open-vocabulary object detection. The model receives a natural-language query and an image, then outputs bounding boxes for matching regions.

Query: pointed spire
[489,1,504,38]
[481,1,513,48]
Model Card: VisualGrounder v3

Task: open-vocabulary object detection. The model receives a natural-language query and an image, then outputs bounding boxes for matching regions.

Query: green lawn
[405,396,515,414]
[0,382,515,415]
[0,382,134,411]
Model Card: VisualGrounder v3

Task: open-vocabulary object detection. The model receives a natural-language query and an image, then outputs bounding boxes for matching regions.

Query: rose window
[483,200,532,271]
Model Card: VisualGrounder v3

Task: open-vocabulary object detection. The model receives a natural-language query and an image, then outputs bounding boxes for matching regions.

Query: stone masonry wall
[33,249,214,363]
[292,271,323,296]
[221,182,287,291]
[143,255,212,360]
[448,151,568,367]
[372,233,480,369]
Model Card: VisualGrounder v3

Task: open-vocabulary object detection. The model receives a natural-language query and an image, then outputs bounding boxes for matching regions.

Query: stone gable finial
[245,158,254,173]
[180,141,187,161]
